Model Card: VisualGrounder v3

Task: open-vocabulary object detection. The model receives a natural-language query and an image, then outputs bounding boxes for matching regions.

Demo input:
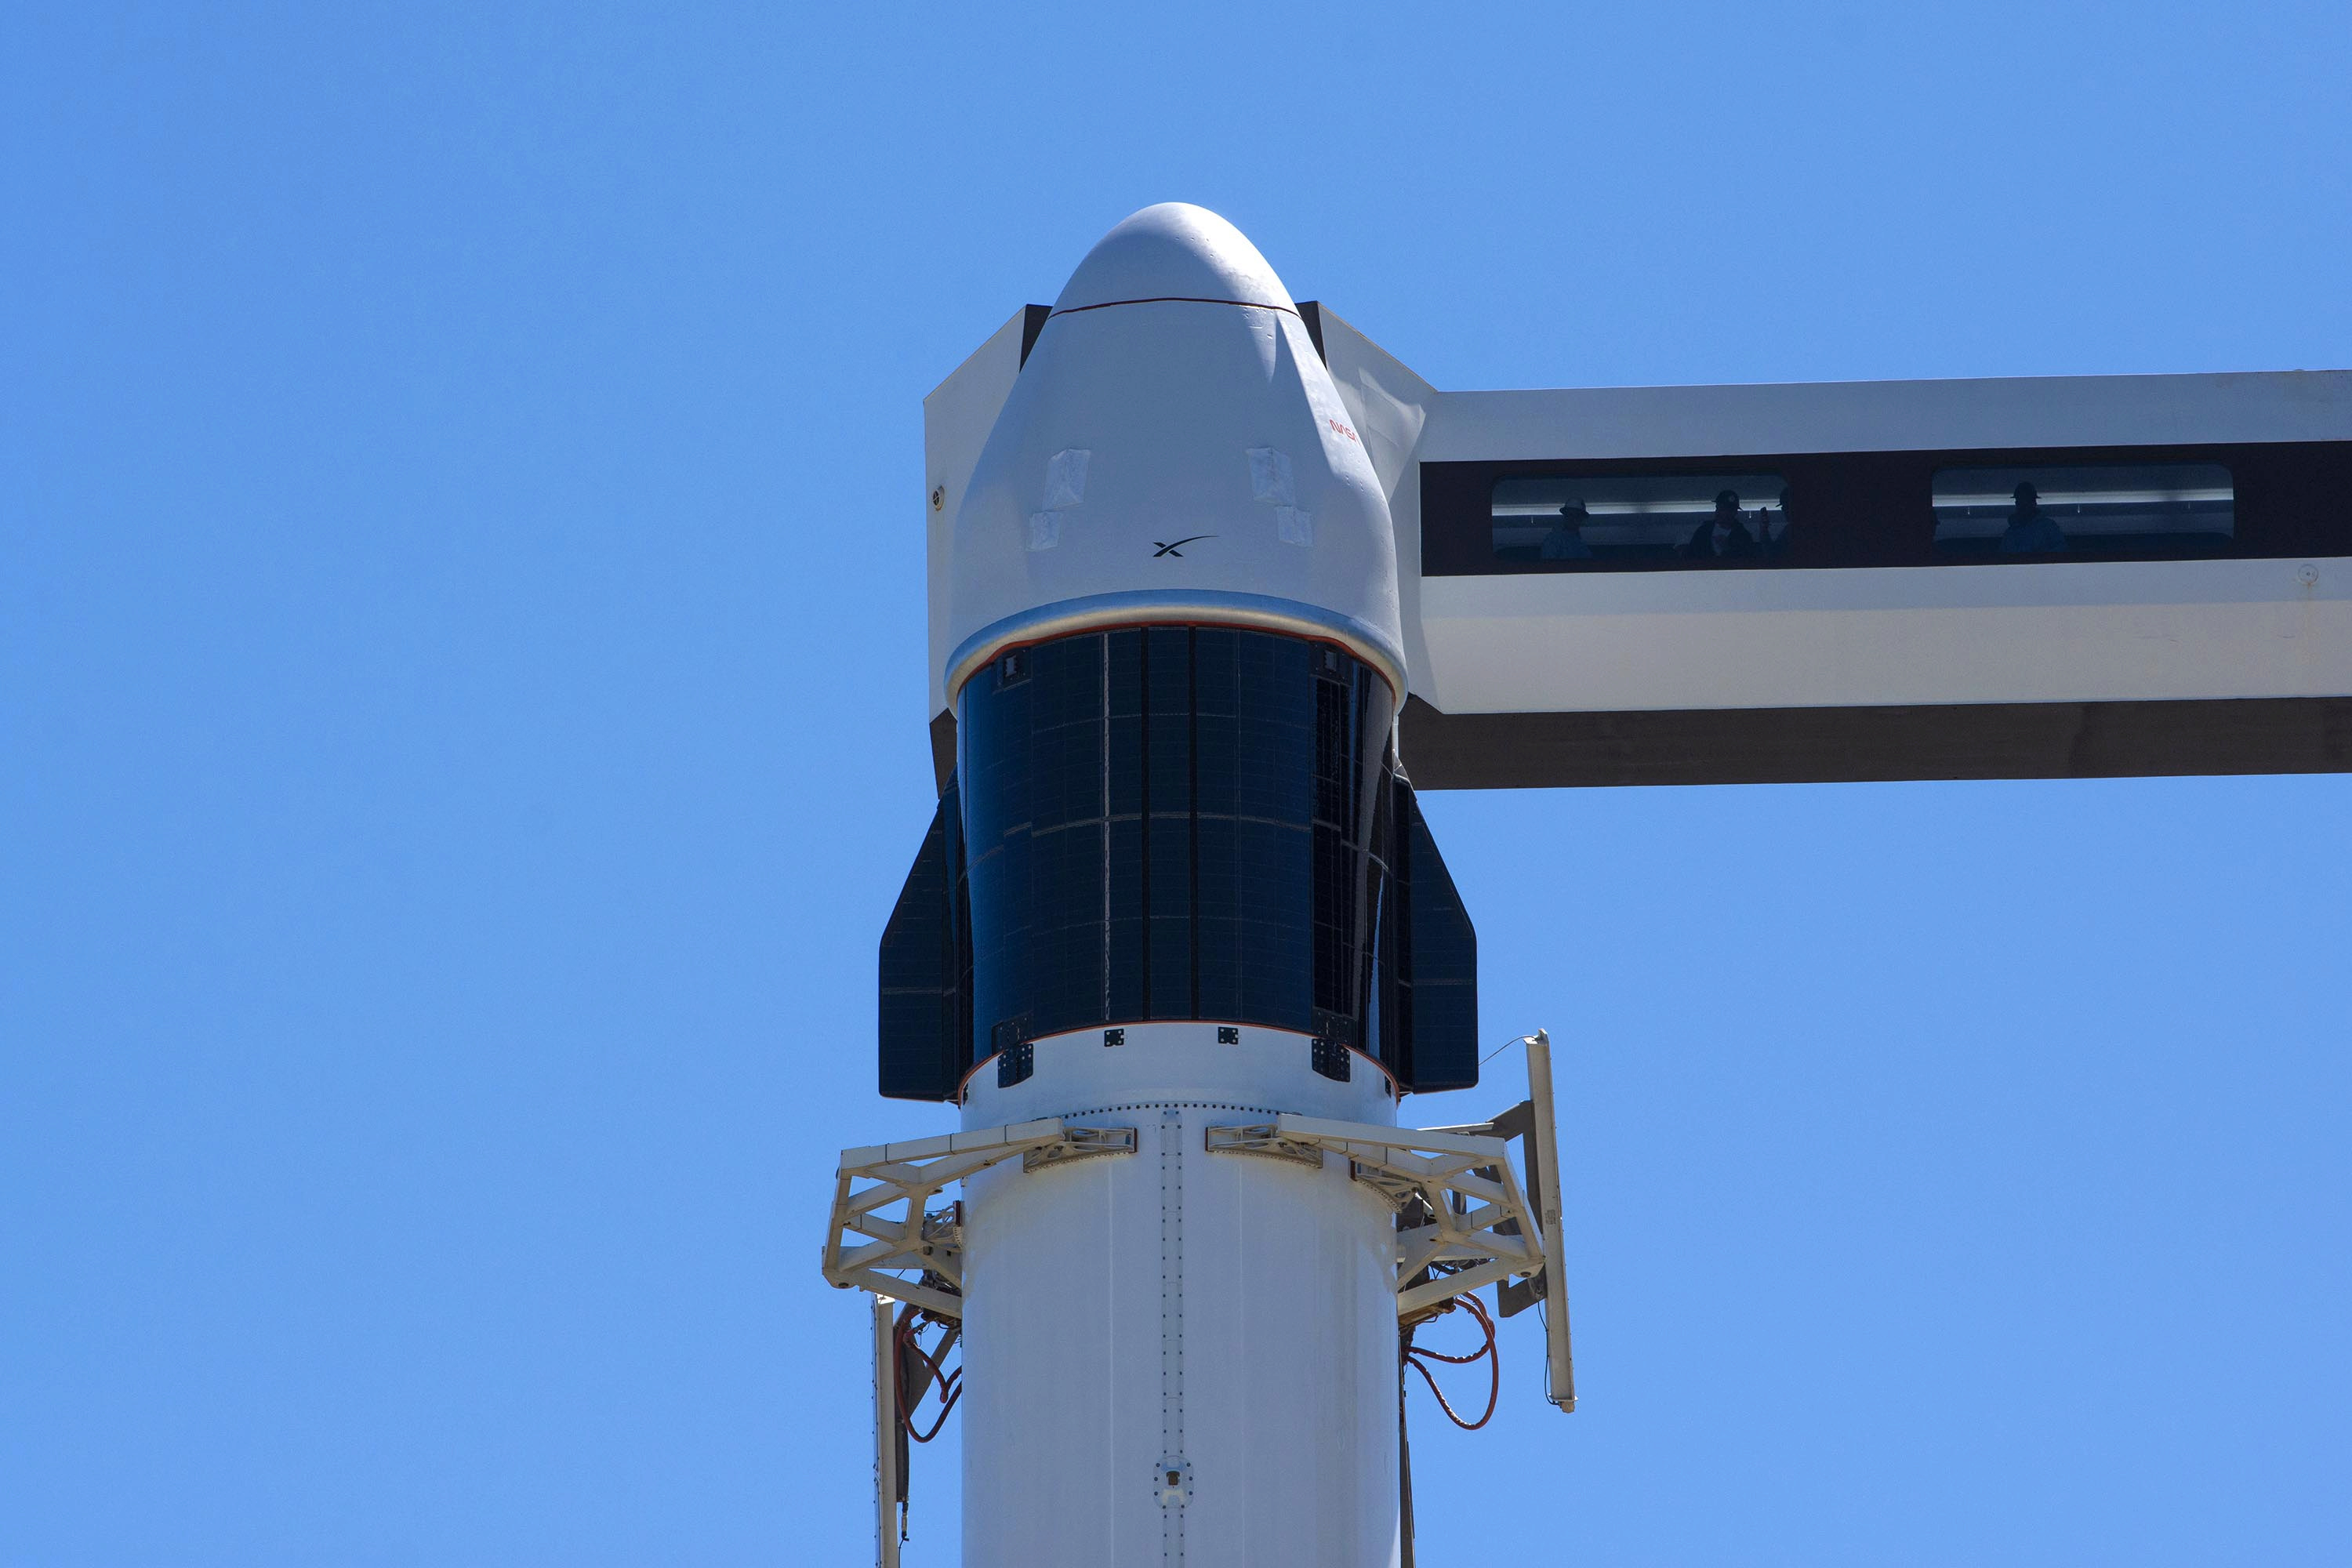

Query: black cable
[1403,1294,1500,1431]
[893,1306,964,1443]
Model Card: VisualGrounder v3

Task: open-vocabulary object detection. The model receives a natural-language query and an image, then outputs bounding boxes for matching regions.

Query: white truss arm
[821,1118,1138,1319]
[1203,1113,1543,1322]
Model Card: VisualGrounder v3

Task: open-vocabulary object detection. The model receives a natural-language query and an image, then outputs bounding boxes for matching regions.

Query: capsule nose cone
[943,201,1405,706]
[1053,203,1296,314]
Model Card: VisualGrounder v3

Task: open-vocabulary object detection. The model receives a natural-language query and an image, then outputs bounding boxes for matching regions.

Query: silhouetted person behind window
[2000,481,2068,554]
[1541,499,1594,560]
[1683,489,1757,560]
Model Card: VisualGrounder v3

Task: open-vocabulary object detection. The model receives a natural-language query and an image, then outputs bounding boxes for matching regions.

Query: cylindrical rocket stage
[961,1025,1400,1566]
[873,205,1485,1566]
[942,625,1419,1564]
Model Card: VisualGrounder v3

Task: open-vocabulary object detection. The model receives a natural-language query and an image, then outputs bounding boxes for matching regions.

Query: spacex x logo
[1152,535,1213,557]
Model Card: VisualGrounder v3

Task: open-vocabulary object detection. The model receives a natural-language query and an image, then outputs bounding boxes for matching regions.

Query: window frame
[1421,439,2352,576]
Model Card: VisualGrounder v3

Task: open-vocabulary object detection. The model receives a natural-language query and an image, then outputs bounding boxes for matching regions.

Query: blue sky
[5,2,2349,1563]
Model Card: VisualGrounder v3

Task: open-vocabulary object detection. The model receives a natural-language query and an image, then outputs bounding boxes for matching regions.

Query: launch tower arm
[931,303,2352,788]
[1396,367,2352,788]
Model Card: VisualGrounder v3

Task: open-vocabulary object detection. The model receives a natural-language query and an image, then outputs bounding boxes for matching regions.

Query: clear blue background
[6,2,2350,1563]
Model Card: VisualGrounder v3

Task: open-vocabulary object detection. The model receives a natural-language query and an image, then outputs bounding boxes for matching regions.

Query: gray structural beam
[1399,692,2352,790]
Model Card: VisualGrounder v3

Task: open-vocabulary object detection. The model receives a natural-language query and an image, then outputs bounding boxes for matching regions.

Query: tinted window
[1493,473,1794,567]
[1932,463,2234,559]
[1423,442,2350,578]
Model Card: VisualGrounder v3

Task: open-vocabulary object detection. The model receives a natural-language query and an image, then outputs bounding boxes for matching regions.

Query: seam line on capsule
[944,593,1407,714]
[1046,296,1298,318]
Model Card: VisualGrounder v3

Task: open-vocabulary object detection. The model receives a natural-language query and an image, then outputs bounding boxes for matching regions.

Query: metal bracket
[822,1118,1137,1319]
[1409,1031,1577,1411]
[1200,1029,1577,1412]
[1212,1113,1544,1321]
[1023,1125,1139,1171]
[1203,1122,1327,1169]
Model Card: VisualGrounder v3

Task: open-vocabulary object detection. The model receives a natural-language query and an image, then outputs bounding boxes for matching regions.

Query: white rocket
[827,205,1559,1567]
[946,204,1417,1566]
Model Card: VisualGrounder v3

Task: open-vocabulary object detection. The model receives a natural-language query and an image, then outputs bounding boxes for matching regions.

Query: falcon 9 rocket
[872,204,1483,1566]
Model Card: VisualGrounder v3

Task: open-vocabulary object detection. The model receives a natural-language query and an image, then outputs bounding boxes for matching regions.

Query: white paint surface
[1419,556,2352,713]
[958,1023,1401,1568]
[941,205,1407,703]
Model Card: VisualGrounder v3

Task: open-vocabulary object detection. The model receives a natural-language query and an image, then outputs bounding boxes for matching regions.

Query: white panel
[942,206,1406,705]
[1420,556,2352,713]
[962,1023,1392,1127]
[922,308,1033,717]
[1421,369,2352,463]
[1316,309,1435,506]
[959,1124,1156,1564]
[1318,307,1439,715]
[958,1023,1400,1568]
[1407,369,2352,718]
[960,1106,1397,1568]
[1181,1115,1399,1568]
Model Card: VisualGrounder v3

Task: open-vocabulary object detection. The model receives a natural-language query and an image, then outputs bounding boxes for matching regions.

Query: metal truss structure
[819,1035,1577,1566]
[1206,1114,1539,1316]
[820,1117,1138,1319]
[820,1033,1577,1410]
[1203,1029,1576,1411]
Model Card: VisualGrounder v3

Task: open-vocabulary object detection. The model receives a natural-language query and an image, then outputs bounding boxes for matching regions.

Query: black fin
[877,779,971,1101]
[1391,778,1479,1092]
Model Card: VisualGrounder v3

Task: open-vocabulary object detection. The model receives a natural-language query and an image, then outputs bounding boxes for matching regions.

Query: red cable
[906,1376,962,1443]
[1404,1294,1500,1431]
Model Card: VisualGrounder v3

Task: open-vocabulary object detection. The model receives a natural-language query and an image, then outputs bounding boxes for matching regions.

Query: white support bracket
[1203,1029,1577,1412]
[821,1118,1139,1319]
[1206,1113,1543,1320]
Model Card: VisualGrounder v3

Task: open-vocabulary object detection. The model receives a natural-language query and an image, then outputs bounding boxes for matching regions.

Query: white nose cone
[944,203,1406,702]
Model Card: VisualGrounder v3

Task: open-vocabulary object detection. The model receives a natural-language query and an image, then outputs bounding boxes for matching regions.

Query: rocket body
[877,206,1479,1566]
[960,1030,1401,1565]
